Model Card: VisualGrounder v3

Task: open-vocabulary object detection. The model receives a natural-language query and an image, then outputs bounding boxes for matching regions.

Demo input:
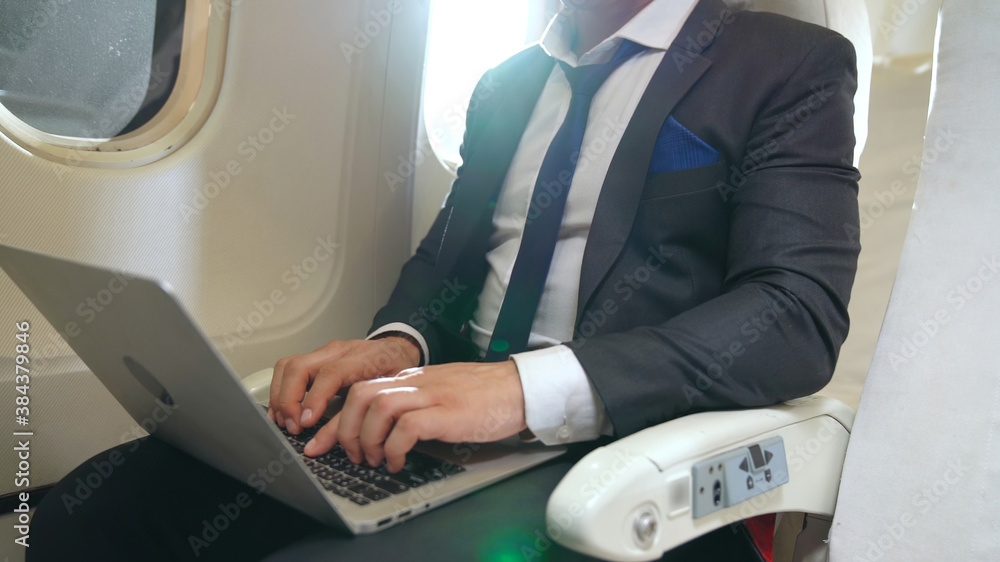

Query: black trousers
[27,437,763,561]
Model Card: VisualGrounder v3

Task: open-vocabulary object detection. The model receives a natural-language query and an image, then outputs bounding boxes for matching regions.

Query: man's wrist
[502,359,529,433]
[370,333,423,368]
[367,323,430,366]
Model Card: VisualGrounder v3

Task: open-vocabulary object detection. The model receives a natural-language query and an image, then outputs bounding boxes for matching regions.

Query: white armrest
[242,367,275,405]
[241,367,345,419]
[546,396,854,561]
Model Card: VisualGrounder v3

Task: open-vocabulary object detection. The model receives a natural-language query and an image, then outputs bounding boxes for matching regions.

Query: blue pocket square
[648,116,719,174]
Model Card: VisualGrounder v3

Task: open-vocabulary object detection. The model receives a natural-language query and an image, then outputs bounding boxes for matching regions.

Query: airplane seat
[542,1,943,560]
[549,1,1000,560]
[828,0,1000,559]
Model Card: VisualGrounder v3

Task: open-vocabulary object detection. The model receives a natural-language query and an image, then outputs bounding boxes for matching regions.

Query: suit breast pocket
[640,160,728,200]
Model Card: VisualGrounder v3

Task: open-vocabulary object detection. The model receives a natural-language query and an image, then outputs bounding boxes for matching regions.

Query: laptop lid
[0,244,347,530]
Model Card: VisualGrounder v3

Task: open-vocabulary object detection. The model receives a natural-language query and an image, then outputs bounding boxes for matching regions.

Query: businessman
[28,1,861,559]
[270,0,861,475]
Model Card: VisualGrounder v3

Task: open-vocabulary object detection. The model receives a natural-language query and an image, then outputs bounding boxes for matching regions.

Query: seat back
[830,2,1000,559]
[725,0,873,164]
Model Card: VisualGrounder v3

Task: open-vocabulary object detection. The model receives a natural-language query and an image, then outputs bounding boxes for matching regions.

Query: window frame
[0,0,230,168]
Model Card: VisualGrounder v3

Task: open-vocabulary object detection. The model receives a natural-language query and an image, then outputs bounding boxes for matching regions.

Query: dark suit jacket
[370,0,861,438]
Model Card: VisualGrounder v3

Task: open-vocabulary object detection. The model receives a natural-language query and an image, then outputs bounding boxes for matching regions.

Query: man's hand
[303,361,528,473]
[268,336,421,434]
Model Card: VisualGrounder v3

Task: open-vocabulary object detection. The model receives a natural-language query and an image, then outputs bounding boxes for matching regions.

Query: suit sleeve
[572,35,863,437]
[367,70,497,362]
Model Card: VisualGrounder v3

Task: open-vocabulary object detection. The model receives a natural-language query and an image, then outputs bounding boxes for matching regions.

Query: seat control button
[633,511,658,549]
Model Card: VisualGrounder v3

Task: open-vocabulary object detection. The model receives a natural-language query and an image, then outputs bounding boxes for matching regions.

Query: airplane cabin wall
[0,0,429,495]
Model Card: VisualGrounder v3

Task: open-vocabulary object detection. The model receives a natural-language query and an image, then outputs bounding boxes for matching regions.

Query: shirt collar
[540,0,699,67]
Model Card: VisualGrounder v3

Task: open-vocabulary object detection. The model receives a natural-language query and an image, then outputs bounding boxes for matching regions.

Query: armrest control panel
[692,437,788,518]
[546,398,852,560]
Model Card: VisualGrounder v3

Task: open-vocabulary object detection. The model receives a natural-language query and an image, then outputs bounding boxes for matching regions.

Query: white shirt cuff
[366,323,429,366]
[511,345,613,445]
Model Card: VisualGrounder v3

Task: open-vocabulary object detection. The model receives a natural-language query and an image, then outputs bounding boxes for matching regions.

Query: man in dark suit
[270,0,860,476]
[26,2,861,559]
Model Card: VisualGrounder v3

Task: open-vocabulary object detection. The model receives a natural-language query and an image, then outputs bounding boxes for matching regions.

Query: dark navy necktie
[485,40,646,361]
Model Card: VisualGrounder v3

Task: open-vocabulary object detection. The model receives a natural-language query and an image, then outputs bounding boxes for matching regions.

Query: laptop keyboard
[279,425,464,506]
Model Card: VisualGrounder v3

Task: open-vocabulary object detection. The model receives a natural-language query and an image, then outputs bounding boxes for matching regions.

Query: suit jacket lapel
[576,0,726,321]
[435,49,555,276]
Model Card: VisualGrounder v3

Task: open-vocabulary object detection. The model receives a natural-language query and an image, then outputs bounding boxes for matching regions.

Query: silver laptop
[0,244,565,534]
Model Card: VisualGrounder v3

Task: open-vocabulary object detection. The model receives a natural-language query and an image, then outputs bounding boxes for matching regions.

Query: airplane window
[0,0,184,139]
[423,0,535,167]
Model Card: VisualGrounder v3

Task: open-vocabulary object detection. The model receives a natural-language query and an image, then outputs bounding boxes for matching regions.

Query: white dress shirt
[372,0,700,445]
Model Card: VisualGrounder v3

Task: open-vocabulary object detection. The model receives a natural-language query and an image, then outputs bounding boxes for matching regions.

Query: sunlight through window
[423,0,534,167]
